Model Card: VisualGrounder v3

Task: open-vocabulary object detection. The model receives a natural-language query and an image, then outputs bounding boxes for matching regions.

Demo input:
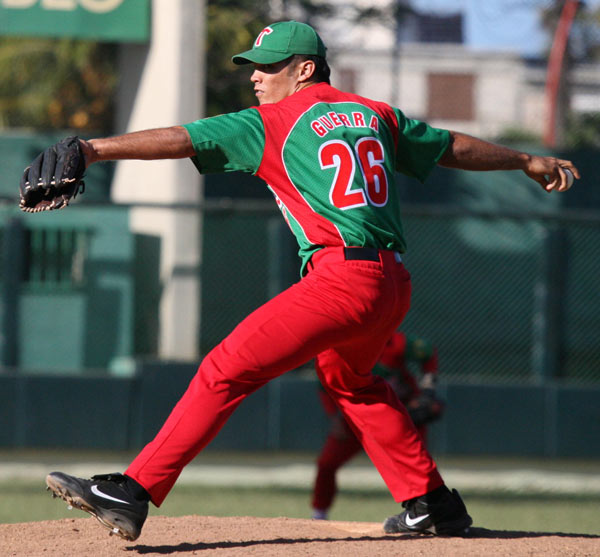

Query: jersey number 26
[319,138,389,210]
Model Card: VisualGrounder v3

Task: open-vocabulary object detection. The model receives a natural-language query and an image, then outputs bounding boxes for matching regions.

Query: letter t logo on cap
[254,27,273,47]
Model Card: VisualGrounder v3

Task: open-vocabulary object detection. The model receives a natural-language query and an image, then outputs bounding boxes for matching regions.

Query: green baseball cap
[232,21,327,65]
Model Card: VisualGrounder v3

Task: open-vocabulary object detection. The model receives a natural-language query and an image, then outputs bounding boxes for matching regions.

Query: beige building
[329,43,599,141]
[307,0,599,141]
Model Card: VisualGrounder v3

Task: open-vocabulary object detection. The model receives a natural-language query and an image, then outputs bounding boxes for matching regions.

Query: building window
[427,73,475,121]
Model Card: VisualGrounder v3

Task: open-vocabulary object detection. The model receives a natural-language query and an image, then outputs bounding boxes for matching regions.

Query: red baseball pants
[312,409,429,512]
[126,247,443,506]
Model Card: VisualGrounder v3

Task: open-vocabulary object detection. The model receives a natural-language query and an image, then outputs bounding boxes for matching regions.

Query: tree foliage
[204,0,334,115]
[205,1,270,116]
[0,1,329,127]
[0,38,117,132]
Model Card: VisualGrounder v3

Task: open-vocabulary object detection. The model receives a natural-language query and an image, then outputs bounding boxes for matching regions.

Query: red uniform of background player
[312,331,444,520]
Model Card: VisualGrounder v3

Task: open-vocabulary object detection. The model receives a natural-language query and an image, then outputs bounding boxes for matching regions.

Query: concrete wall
[111,0,206,362]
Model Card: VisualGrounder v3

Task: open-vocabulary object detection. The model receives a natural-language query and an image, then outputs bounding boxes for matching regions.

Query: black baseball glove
[19,136,86,213]
[406,388,445,426]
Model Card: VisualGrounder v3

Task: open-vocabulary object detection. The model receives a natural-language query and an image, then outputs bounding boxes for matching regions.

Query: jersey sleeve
[393,108,450,183]
[183,108,265,174]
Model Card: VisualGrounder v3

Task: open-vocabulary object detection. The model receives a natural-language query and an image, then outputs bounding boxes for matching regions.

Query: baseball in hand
[564,168,574,189]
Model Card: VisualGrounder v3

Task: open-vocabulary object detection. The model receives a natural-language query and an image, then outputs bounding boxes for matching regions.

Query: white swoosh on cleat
[91,485,131,505]
[405,513,430,527]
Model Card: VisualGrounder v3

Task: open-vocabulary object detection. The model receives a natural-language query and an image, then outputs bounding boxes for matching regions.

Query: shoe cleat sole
[45,474,137,541]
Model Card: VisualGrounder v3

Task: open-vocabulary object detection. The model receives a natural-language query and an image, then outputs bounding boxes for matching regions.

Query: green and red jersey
[183,83,449,274]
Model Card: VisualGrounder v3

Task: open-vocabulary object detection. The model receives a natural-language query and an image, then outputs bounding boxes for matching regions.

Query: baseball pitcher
[27,21,579,541]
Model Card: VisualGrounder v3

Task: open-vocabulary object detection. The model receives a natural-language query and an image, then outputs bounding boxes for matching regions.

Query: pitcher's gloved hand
[19,136,86,213]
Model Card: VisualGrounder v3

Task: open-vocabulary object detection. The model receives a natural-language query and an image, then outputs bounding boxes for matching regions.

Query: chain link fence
[402,209,600,385]
[199,202,600,387]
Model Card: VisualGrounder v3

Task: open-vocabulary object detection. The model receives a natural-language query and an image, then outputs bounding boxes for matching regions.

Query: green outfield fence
[201,201,600,387]
[4,197,598,385]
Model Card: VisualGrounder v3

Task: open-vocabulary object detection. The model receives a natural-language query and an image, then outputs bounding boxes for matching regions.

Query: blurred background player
[312,331,444,520]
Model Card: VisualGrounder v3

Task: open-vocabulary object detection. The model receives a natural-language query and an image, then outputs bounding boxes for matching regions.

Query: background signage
[0,0,150,42]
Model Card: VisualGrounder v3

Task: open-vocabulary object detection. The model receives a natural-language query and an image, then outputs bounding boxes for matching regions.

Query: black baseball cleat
[383,485,472,536]
[45,471,149,541]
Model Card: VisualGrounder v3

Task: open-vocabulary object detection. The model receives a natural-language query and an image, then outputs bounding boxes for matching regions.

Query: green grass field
[2,481,600,536]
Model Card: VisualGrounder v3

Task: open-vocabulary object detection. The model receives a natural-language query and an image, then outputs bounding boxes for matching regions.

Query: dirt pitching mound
[2,515,599,556]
